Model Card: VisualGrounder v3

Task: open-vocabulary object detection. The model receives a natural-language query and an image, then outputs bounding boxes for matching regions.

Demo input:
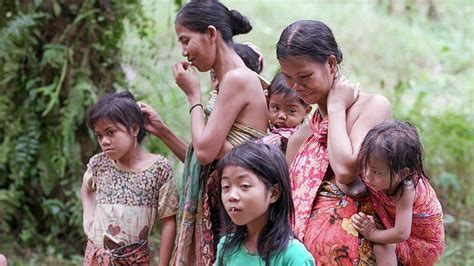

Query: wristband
[189,103,203,114]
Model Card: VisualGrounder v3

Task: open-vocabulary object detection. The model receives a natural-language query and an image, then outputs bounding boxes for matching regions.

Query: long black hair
[358,120,428,196]
[276,20,343,78]
[176,0,252,44]
[87,91,146,143]
[215,141,295,266]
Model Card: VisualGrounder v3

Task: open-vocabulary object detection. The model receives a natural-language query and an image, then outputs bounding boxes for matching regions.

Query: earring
[134,136,137,148]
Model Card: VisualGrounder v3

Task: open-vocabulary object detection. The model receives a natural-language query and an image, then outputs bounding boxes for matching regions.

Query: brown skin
[280,55,392,187]
[171,24,268,165]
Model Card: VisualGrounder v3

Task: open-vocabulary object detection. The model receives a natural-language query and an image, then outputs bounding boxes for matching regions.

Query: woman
[277,20,392,265]
[142,1,268,265]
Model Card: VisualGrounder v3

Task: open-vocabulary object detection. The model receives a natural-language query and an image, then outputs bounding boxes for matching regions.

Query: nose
[100,136,110,147]
[181,48,188,57]
[227,188,240,202]
[293,81,303,91]
[277,111,287,120]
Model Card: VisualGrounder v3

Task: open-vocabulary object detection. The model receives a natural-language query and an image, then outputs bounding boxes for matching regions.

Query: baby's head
[268,72,311,128]
[87,91,146,159]
[358,121,426,193]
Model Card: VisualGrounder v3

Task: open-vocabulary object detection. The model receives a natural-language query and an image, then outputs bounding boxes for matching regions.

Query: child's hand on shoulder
[351,212,376,240]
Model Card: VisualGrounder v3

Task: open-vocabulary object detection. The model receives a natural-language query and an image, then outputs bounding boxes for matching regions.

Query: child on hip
[352,121,445,265]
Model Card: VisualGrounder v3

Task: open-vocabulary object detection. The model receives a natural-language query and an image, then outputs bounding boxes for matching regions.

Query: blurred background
[0,0,472,264]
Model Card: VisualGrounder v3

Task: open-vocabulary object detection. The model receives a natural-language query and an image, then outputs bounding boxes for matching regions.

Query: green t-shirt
[214,236,315,266]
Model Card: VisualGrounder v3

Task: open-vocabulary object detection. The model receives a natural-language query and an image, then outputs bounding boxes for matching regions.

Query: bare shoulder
[220,67,259,91]
[354,92,392,119]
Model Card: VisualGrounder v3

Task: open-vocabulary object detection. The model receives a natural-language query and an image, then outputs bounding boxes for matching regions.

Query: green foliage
[0,0,147,260]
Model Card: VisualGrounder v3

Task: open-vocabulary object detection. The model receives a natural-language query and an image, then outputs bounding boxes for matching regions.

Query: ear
[269,184,281,203]
[327,55,337,75]
[207,25,218,43]
[131,123,140,137]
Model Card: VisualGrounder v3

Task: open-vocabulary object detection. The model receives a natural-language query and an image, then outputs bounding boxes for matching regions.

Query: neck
[213,41,246,82]
[115,146,145,170]
[244,211,269,254]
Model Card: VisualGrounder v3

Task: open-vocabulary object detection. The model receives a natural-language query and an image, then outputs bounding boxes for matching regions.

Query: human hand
[172,62,201,103]
[351,212,376,240]
[327,76,360,112]
[138,101,166,137]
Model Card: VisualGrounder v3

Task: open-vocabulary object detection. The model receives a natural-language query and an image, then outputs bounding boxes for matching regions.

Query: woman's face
[279,56,335,105]
[175,24,215,72]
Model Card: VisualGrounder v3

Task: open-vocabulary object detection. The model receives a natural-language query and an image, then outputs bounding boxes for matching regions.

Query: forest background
[0,0,472,264]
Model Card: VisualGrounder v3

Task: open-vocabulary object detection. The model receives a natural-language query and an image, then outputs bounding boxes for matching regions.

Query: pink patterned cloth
[257,125,298,152]
[290,110,373,265]
[289,111,329,239]
[365,177,445,265]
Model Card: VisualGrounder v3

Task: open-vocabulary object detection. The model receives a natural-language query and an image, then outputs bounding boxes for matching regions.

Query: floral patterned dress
[82,152,179,265]
[290,110,374,265]
[364,177,445,265]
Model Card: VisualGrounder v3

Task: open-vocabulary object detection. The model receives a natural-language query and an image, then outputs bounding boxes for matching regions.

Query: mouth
[275,122,287,128]
[228,207,241,214]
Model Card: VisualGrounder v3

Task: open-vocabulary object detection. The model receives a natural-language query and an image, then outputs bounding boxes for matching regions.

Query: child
[81,91,178,265]
[214,142,315,266]
[352,121,445,265]
[259,72,311,152]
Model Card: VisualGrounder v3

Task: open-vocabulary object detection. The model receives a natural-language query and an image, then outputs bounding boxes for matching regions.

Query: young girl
[352,121,445,265]
[215,142,315,266]
[259,72,311,152]
[81,91,178,266]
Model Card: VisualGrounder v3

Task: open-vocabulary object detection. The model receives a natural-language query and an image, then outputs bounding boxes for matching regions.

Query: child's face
[269,93,309,128]
[93,119,136,161]
[365,158,401,192]
[221,165,276,228]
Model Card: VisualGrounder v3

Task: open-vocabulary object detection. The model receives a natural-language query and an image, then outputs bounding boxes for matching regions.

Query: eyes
[221,183,251,192]
[96,129,116,139]
[270,105,298,115]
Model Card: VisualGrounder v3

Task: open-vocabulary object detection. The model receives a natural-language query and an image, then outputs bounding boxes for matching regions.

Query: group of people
[80,1,445,265]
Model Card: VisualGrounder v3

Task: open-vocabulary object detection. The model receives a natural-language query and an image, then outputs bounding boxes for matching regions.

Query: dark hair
[176,0,252,44]
[233,43,262,74]
[268,72,308,107]
[87,91,146,143]
[215,142,294,266]
[358,121,427,196]
[276,20,343,77]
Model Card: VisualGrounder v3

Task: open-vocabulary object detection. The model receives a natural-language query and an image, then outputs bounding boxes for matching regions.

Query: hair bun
[229,9,252,36]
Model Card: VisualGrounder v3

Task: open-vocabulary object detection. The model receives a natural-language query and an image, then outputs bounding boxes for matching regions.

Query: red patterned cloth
[290,110,373,265]
[366,177,445,265]
[83,239,150,265]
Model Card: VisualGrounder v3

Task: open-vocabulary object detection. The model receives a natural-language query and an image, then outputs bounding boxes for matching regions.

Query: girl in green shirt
[214,142,315,266]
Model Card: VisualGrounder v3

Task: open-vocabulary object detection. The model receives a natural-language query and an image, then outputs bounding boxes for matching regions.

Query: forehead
[269,93,303,106]
[222,165,257,180]
[94,119,124,131]
[279,56,322,75]
[175,24,200,39]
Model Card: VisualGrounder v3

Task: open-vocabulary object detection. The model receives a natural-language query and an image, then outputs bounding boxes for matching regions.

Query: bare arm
[173,62,263,165]
[80,169,96,239]
[158,216,176,266]
[327,79,392,184]
[139,102,188,162]
[352,184,415,244]
[286,123,312,166]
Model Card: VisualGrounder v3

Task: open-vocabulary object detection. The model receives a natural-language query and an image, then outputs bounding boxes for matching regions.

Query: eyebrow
[94,126,115,134]
[221,173,251,180]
